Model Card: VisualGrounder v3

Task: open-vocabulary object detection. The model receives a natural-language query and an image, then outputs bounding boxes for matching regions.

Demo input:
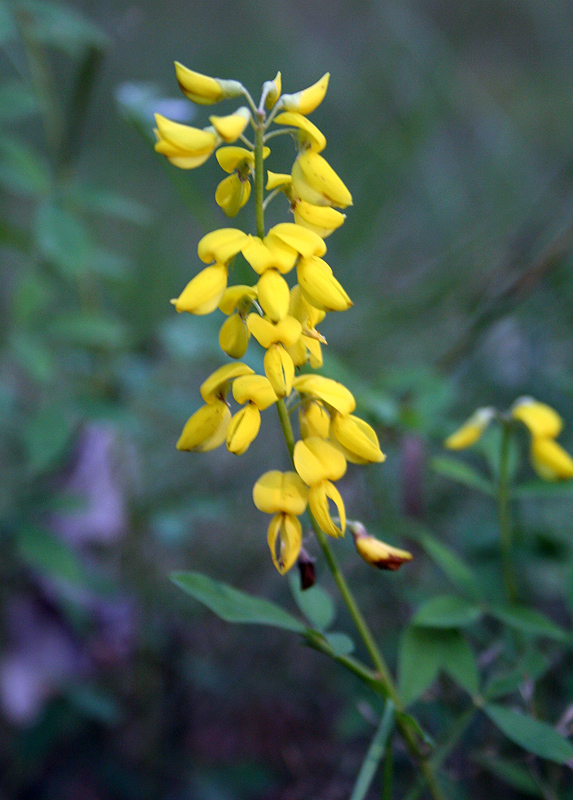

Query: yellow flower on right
[511,397,573,480]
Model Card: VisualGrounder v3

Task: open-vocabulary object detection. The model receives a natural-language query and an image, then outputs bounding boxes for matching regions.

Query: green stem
[499,420,517,603]
[253,113,266,239]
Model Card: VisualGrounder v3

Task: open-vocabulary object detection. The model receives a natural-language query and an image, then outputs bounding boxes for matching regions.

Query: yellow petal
[294,437,347,485]
[266,171,292,191]
[330,413,386,464]
[293,374,356,415]
[511,397,564,439]
[444,407,495,450]
[176,401,231,452]
[280,73,330,115]
[209,106,251,143]
[293,200,346,238]
[269,222,326,258]
[171,264,228,315]
[309,480,345,537]
[200,362,254,403]
[226,403,261,455]
[274,111,326,152]
[216,146,254,173]
[154,114,218,153]
[264,71,282,110]
[253,470,308,515]
[247,313,302,349]
[299,401,331,439]
[257,269,290,322]
[264,344,295,398]
[175,62,242,105]
[292,150,352,208]
[530,437,573,480]
[352,530,413,570]
[297,256,352,312]
[197,228,249,264]
[215,173,251,217]
[218,284,257,315]
[232,374,277,410]
[219,313,250,358]
[267,513,302,574]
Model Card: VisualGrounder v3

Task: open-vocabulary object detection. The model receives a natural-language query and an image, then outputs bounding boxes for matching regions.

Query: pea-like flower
[217,285,257,359]
[444,407,496,450]
[291,150,353,208]
[350,522,413,570]
[154,114,220,169]
[293,374,356,415]
[511,397,563,438]
[278,73,330,116]
[253,471,309,573]
[297,255,352,312]
[330,412,386,464]
[294,437,347,537]
[226,375,278,455]
[177,400,231,452]
[175,62,243,105]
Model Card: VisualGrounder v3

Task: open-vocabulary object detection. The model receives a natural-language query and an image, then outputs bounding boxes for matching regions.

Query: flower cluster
[445,397,573,480]
[155,65,403,574]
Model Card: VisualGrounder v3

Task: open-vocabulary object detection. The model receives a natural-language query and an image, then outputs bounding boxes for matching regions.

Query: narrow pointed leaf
[349,702,395,800]
[412,595,482,628]
[488,605,568,642]
[419,533,481,599]
[484,704,573,764]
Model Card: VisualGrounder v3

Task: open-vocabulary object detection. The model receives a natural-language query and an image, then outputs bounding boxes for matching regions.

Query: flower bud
[171,263,227,315]
[219,313,250,358]
[279,73,330,115]
[209,106,251,143]
[215,173,251,217]
[350,522,413,570]
[444,407,495,450]
[257,269,290,321]
[175,62,243,105]
[264,343,295,398]
[226,403,261,455]
[176,401,231,452]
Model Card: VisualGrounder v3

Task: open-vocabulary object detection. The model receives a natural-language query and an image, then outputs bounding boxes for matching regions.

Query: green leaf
[412,595,482,628]
[349,701,394,800]
[439,631,479,694]
[18,525,91,587]
[10,331,55,383]
[48,313,129,350]
[398,627,442,706]
[18,0,109,56]
[65,183,152,225]
[419,533,481,599]
[485,651,551,700]
[288,572,335,631]
[0,137,50,196]
[0,0,16,45]
[0,80,39,122]
[35,203,94,277]
[484,703,573,764]
[323,632,355,656]
[171,571,306,633]
[473,755,542,796]
[488,604,568,642]
[431,456,494,495]
[512,480,573,498]
[23,403,75,474]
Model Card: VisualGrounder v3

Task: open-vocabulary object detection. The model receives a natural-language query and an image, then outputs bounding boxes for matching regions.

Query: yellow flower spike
[267,512,303,574]
[176,400,231,452]
[226,403,261,455]
[174,62,243,105]
[256,269,291,322]
[215,173,251,217]
[294,437,347,485]
[330,413,386,464]
[269,223,327,258]
[350,523,413,571]
[247,313,302,349]
[209,106,251,143]
[511,397,564,439]
[280,72,330,115]
[309,480,346,537]
[197,228,249,264]
[253,470,309,516]
[219,313,250,358]
[530,437,573,481]
[297,256,352,312]
[218,284,257,315]
[444,407,496,450]
[292,150,353,208]
[199,362,254,404]
[293,374,356,415]
[266,172,292,191]
[293,200,346,238]
[171,263,228,315]
[232,374,278,410]
[264,71,282,110]
[299,401,331,440]
[264,344,295,398]
[274,112,326,153]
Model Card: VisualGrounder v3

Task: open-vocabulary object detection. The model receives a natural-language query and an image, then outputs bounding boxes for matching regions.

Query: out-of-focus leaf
[23,403,75,474]
[67,686,123,725]
[0,80,39,122]
[349,701,394,800]
[323,632,355,656]
[18,525,91,586]
[431,456,495,495]
[488,604,568,641]
[412,595,482,628]
[10,331,55,382]
[0,0,16,45]
[48,313,129,350]
[288,572,335,631]
[18,0,108,56]
[398,627,442,706]
[513,480,573,498]
[484,704,573,764]
[439,631,479,694]
[478,424,520,482]
[0,137,50,195]
[418,533,481,599]
[0,218,31,252]
[11,270,54,325]
[35,202,93,277]
[473,755,542,796]
[90,248,131,282]
[171,571,306,633]
[485,651,551,700]
[65,182,152,225]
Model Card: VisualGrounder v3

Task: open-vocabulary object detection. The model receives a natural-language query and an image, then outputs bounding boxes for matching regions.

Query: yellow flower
[330,412,386,464]
[154,115,219,169]
[263,70,282,109]
[292,199,346,238]
[226,403,261,455]
[266,171,292,191]
[279,73,330,115]
[299,401,331,439]
[530,437,573,480]
[511,397,563,438]
[293,374,356,415]
[218,313,250,358]
[247,313,302,349]
[174,62,242,105]
[200,362,254,403]
[287,285,326,368]
[269,222,327,259]
[253,471,309,574]
[350,523,413,570]
[209,107,251,143]
[274,111,326,152]
[444,407,496,450]
[264,344,295,398]
[232,374,278,410]
[297,256,352,312]
[197,228,249,264]
[256,269,291,322]
[291,150,352,208]
[215,173,251,217]
[171,263,228,315]
[242,234,298,275]
[294,437,347,537]
[176,400,231,452]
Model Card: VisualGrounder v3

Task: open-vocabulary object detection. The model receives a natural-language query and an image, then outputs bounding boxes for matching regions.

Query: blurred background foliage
[0,0,572,798]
